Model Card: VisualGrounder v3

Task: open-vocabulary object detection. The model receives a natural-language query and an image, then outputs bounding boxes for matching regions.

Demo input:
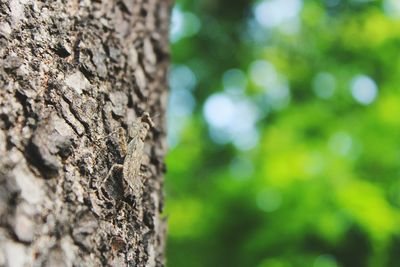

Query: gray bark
[0,0,170,266]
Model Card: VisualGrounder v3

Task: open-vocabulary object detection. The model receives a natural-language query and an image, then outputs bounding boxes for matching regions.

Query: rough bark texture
[0,0,170,266]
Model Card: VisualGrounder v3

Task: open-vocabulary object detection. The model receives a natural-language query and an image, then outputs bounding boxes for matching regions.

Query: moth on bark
[97,112,155,200]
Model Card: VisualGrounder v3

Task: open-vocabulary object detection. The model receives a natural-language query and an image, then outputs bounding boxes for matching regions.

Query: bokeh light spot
[230,156,255,180]
[203,93,260,150]
[249,60,278,88]
[313,255,338,267]
[249,60,291,110]
[383,0,400,18]
[167,88,196,147]
[203,93,235,128]
[170,6,201,43]
[254,0,303,28]
[233,127,260,151]
[265,84,291,110]
[223,69,248,92]
[328,132,353,156]
[169,64,197,91]
[167,64,197,148]
[325,0,341,8]
[256,188,282,212]
[350,75,378,105]
[312,72,336,99]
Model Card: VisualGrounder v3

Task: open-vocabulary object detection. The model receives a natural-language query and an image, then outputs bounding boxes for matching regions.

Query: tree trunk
[0,0,170,266]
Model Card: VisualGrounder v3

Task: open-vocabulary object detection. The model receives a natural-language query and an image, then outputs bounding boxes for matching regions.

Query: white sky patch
[313,72,336,99]
[254,0,303,31]
[350,75,378,105]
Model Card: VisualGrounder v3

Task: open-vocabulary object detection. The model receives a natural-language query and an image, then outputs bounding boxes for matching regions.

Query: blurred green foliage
[166,0,400,266]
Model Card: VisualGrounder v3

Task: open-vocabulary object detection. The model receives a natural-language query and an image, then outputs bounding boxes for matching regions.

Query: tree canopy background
[165,0,400,266]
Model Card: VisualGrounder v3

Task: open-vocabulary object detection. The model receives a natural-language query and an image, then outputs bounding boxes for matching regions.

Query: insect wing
[123,137,145,197]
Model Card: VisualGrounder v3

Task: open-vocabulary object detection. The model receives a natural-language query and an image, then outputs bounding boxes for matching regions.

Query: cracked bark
[0,0,170,266]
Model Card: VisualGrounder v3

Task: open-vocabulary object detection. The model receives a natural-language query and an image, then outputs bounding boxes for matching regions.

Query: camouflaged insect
[123,112,154,196]
[101,112,154,198]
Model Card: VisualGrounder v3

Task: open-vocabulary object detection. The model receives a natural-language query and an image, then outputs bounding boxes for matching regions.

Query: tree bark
[0,0,170,266]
